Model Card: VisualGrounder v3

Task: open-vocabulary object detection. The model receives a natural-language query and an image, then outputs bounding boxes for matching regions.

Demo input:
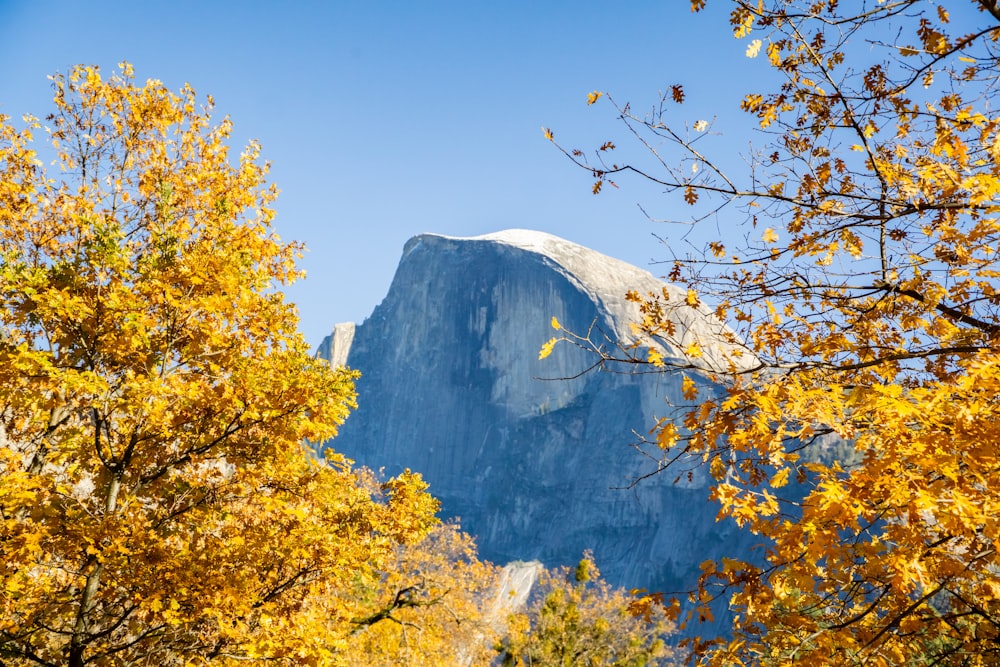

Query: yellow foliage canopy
[0,64,440,665]
[547,1,1000,664]
[500,555,677,666]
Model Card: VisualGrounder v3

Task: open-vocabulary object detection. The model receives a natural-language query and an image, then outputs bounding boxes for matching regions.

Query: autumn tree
[339,530,680,666]
[498,555,677,666]
[0,64,440,665]
[546,2,1000,665]
[341,523,504,666]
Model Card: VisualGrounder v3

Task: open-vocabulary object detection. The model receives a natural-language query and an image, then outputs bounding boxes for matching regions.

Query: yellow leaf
[721,557,744,574]
[543,127,554,141]
[746,39,763,58]
[586,91,603,105]
[762,227,779,243]
[551,316,561,330]
[733,11,754,38]
[682,375,699,400]
[539,337,558,360]
[685,342,703,358]
[656,421,680,450]
[686,289,699,307]
[767,42,781,66]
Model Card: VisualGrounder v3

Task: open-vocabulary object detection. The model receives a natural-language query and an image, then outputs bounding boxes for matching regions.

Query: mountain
[316,229,758,633]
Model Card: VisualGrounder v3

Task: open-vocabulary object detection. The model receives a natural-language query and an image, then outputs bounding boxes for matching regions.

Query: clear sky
[0,1,763,347]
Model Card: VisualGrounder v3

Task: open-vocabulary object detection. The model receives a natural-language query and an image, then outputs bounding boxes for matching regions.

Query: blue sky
[0,1,762,346]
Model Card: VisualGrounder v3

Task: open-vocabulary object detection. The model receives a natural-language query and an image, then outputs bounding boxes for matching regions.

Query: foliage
[499,555,677,666]
[345,530,681,666]
[0,64,440,665]
[548,2,1000,665]
[342,523,504,666]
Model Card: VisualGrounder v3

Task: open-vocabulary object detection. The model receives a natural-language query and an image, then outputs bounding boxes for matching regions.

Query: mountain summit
[317,230,754,630]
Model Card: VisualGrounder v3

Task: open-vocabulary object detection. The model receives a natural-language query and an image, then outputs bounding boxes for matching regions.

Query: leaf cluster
[498,555,678,667]
[546,1,1000,664]
[0,64,444,666]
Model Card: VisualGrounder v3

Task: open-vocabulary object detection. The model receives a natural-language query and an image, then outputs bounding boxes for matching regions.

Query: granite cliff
[317,230,758,632]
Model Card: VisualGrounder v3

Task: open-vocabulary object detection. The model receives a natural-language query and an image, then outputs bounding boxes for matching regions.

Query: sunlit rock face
[317,230,756,633]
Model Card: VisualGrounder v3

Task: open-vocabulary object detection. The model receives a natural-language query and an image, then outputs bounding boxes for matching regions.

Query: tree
[0,63,439,665]
[341,523,504,666]
[498,555,677,666]
[547,2,1000,664]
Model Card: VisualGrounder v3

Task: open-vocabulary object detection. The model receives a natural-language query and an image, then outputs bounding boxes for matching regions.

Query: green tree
[547,2,1000,664]
[0,64,438,665]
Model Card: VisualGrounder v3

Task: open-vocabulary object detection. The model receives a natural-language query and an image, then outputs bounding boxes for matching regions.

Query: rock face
[317,230,756,632]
